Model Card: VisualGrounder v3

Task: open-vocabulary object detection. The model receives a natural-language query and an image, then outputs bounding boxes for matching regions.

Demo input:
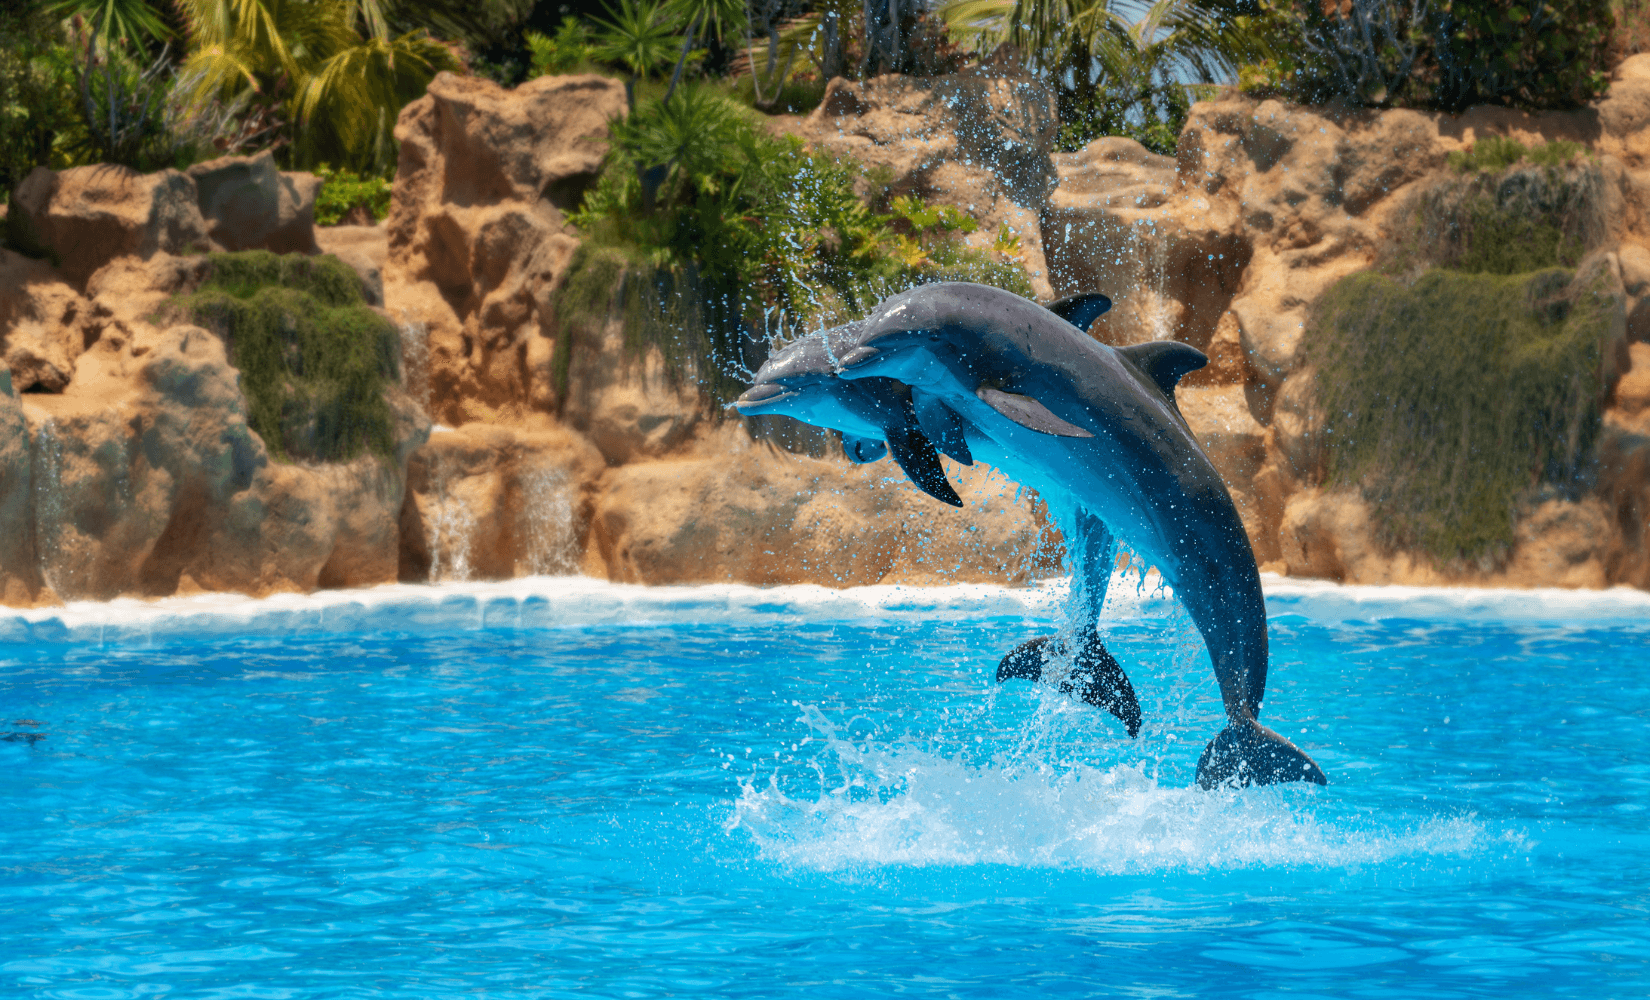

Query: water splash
[1138,231,1177,342]
[727,703,1483,874]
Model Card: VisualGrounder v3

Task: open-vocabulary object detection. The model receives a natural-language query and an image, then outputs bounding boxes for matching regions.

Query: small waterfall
[397,314,431,411]
[421,455,475,584]
[31,420,67,596]
[519,463,580,576]
[1139,232,1176,342]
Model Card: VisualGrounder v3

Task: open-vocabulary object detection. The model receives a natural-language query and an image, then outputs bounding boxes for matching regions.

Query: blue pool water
[1,577,1648,998]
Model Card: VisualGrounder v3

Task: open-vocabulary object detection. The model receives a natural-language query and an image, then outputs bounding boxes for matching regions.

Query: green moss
[1304,266,1610,562]
[1447,137,1589,174]
[1394,160,1604,276]
[175,251,399,463]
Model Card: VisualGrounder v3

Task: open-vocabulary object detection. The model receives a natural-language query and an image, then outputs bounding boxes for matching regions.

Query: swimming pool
[1,577,1647,998]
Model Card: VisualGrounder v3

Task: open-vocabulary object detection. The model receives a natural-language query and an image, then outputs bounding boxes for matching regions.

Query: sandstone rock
[558,313,706,466]
[187,150,321,254]
[1616,342,1650,412]
[1043,135,1247,346]
[386,72,627,425]
[1,248,91,392]
[6,165,211,285]
[315,224,388,307]
[785,68,1060,298]
[11,319,428,603]
[1177,383,1274,559]
[1599,405,1650,587]
[399,420,606,582]
[586,444,1053,586]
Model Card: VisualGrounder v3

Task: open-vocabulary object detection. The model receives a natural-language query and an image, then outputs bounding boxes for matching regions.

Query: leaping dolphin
[735,282,1325,789]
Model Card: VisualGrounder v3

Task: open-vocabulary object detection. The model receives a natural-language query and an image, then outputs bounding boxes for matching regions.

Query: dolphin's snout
[733,382,796,411]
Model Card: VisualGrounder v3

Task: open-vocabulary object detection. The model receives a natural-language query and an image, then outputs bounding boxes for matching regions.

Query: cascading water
[397,314,431,411]
[519,462,580,576]
[30,420,67,596]
[420,452,476,583]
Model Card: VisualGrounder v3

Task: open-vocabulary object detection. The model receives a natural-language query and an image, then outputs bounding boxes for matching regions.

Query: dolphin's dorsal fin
[1049,293,1112,332]
[1116,341,1208,398]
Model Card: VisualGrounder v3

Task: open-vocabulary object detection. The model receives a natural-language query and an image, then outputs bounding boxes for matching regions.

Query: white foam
[725,709,1483,873]
[2,572,1645,645]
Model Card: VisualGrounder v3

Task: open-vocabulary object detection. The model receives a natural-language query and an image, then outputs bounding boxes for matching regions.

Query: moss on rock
[1305,265,1611,562]
[174,251,400,463]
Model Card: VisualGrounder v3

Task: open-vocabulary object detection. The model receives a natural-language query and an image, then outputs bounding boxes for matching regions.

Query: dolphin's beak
[732,382,795,412]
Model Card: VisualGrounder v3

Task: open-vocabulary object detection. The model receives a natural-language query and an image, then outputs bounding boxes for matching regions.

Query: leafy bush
[1256,0,1615,110]
[526,21,596,77]
[1389,155,1605,275]
[566,87,1031,404]
[0,8,79,203]
[1304,265,1611,562]
[171,252,400,462]
[313,165,393,225]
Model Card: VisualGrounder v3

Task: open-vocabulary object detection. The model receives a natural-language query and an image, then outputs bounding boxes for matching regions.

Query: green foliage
[173,251,400,462]
[566,87,1032,404]
[175,0,461,172]
[313,165,393,224]
[942,0,1276,153]
[0,9,81,202]
[1391,157,1605,276]
[526,20,596,76]
[1446,136,1589,174]
[590,0,684,103]
[1254,0,1614,111]
[1304,266,1610,562]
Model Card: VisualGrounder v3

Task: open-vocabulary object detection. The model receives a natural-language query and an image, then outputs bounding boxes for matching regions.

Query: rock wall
[7,57,1650,605]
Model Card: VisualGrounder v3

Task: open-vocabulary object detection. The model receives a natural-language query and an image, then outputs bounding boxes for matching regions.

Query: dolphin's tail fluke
[1196,719,1327,788]
[996,633,1141,738]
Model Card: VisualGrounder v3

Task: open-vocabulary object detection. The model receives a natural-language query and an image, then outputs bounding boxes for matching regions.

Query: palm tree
[662,0,749,103]
[941,0,1276,151]
[591,0,685,110]
[175,0,458,170]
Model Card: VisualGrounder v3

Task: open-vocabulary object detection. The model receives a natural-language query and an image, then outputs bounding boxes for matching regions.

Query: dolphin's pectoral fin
[995,634,1141,738]
[886,427,964,507]
[977,388,1094,438]
[1196,719,1328,789]
[1063,633,1141,738]
[1048,293,1112,332]
[839,433,887,464]
[914,396,973,465]
[1116,341,1208,399]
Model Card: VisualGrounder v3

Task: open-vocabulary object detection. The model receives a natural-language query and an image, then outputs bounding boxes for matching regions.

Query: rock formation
[7,55,1650,605]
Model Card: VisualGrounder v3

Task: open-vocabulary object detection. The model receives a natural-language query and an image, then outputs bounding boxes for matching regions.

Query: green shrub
[1254,0,1614,110]
[567,87,1034,406]
[1393,158,1605,275]
[1304,266,1611,562]
[172,251,400,463]
[313,166,393,226]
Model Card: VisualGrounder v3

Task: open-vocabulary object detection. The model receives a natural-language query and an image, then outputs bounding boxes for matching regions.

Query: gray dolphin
[736,292,1142,739]
[737,282,1325,789]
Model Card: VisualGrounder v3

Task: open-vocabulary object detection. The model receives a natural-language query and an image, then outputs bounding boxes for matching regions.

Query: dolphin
[736,293,1142,738]
[737,282,1325,788]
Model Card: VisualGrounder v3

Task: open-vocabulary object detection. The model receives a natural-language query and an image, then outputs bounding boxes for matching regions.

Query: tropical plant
[526,19,596,77]
[313,164,394,224]
[174,0,459,171]
[1259,0,1615,110]
[663,0,748,101]
[590,0,685,109]
[0,7,81,200]
[941,0,1276,153]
